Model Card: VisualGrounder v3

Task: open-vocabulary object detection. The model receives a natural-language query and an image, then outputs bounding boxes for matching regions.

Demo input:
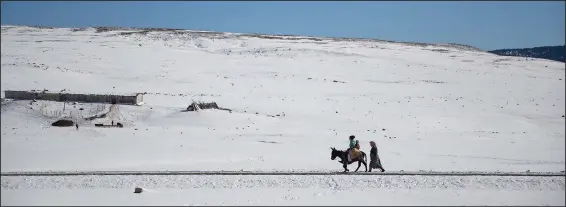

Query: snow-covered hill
[1,25,564,205]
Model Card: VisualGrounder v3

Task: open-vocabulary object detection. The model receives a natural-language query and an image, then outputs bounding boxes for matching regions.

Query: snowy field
[2,174,564,206]
[1,25,564,205]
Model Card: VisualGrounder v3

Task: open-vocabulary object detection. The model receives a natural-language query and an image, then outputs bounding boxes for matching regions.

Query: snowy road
[3,174,564,190]
[2,174,564,206]
[2,170,565,177]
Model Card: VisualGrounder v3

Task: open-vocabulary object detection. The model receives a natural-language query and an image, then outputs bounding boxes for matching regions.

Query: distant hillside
[489,45,565,62]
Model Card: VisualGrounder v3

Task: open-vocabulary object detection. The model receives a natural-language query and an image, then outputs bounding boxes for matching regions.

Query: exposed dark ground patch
[421,80,447,84]
[258,140,279,144]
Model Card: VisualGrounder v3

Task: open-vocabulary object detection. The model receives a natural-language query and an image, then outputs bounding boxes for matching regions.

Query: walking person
[369,141,385,172]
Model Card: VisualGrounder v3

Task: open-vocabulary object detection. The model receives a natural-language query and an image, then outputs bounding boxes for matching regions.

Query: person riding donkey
[341,135,362,164]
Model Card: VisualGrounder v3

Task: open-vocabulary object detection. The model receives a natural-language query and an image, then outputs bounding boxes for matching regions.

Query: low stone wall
[4,90,143,105]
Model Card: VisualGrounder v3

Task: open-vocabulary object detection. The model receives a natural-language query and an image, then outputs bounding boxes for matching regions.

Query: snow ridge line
[2,171,564,177]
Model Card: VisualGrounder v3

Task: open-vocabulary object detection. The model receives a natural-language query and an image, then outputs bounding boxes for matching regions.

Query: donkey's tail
[363,152,367,163]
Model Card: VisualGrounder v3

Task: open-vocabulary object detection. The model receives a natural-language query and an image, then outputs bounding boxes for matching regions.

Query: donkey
[330,147,368,172]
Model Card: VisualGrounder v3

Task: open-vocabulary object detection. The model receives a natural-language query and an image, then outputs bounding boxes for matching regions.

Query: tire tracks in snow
[1,174,564,191]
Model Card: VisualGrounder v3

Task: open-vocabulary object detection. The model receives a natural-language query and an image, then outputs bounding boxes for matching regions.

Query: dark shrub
[51,120,74,127]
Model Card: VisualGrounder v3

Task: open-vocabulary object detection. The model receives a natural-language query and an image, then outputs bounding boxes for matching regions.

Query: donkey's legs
[355,161,362,172]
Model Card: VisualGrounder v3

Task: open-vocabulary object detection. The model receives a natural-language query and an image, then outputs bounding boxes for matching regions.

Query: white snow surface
[1,25,565,205]
[1,175,565,206]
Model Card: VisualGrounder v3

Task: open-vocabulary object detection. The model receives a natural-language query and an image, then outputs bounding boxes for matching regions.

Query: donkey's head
[330,147,340,160]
